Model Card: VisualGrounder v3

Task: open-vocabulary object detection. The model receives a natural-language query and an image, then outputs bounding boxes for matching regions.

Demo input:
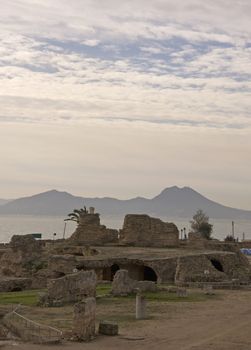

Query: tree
[190,209,213,240]
[64,206,88,224]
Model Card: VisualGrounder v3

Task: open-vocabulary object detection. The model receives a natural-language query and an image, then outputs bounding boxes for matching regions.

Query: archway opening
[143,266,157,282]
[111,264,120,280]
[210,259,224,272]
[103,264,120,281]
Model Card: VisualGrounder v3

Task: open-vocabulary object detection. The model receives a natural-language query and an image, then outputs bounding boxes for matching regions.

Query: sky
[0,0,251,209]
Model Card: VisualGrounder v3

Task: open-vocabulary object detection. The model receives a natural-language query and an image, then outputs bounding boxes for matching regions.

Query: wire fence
[4,306,62,344]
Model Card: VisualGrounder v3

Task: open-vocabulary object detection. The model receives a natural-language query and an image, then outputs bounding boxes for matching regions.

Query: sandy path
[2,290,251,350]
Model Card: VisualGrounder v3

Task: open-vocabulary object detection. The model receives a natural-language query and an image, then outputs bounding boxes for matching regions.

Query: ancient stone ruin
[72,297,96,341]
[40,270,97,306]
[111,269,157,296]
[68,207,118,245]
[0,235,43,278]
[119,214,179,247]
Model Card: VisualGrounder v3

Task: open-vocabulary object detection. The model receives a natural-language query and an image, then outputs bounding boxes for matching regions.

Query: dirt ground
[1,289,251,350]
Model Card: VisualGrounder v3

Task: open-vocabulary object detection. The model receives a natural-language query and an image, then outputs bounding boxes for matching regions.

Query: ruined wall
[48,255,78,277]
[0,235,43,278]
[111,270,157,296]
[45,270,97,305]
[0,277,32,292]
[119,214,179,247]
[69,213,118,245]
[45,249,251,286]
[174,252,251,284]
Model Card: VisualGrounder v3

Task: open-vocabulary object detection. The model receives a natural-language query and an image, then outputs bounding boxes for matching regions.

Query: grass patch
[0,289,44,306]
[96,283,112,296]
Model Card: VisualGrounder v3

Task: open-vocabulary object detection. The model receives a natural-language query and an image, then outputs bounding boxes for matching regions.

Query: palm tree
[64,206,88,224]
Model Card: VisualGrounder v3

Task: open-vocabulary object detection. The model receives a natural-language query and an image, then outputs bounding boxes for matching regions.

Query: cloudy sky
[0,0,251,209]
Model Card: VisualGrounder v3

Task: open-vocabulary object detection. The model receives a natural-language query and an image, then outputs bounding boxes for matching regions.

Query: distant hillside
[0,186,251,220]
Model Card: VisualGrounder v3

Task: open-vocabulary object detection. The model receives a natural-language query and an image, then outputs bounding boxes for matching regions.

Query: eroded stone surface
[72,298,96,341]
[119,214,179,247]
[42,270,97,306]
[0,277,32,292]
[112,269,157,296]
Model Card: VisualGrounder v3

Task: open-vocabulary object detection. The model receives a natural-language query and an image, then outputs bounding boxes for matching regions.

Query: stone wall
[44,270,97,305]
[119,214,179,247]
[45,249,251,286]
[0,277,32,292]
[111,269,157,296]
[69,213,118,245]
[174,252,251,284]
[0,235,43,278]
[48,255,78,277]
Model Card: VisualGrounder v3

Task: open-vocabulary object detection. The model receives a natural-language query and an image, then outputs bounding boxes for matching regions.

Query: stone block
[98,321,118,336]
[112,270,157,296]
[41,270,97,306]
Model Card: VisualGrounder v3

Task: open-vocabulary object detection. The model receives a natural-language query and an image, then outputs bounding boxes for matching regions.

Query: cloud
[0,1,251,207]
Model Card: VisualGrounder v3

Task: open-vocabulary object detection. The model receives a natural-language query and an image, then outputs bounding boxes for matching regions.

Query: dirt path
[2,290,251,350]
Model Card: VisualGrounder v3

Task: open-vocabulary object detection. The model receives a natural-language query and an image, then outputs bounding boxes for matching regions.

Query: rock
[40,270,97,306]
[112,270,157,296]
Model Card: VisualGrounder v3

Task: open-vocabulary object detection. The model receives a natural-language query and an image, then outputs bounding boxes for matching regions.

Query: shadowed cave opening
[210,259,224,272]
[143,266,158,282]
[111,264,120,279]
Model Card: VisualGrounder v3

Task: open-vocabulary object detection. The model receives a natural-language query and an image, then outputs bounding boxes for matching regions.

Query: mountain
[0,186,250,220]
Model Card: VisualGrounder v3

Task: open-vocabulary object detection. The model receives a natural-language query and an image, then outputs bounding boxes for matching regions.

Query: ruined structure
[72,298,96,341]
[48,245,251,286]
[111,269,157,296]
[68,207,118,245]
[0,235,43,278]
[0,211,250,294]
[119,214,179,247]
[40,270,97,306]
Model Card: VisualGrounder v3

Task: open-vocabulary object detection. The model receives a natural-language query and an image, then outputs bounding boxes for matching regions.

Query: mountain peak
[155,186,195,197]
[0,186,250,219]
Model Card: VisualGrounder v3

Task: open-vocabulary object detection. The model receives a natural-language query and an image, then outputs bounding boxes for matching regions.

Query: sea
[0,215,251,243]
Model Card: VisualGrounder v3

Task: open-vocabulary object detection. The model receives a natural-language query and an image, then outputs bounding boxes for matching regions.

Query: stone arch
[103,264,120,281]
[210,259,224,272]
[143,266,158,282]
[111,264,120,279]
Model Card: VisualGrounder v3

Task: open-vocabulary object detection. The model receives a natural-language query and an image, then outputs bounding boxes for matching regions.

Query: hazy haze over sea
[0,215,251,243]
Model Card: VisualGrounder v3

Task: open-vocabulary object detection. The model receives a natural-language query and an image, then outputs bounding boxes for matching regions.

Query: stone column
[72,297,96,341]
[136,292,146,320]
